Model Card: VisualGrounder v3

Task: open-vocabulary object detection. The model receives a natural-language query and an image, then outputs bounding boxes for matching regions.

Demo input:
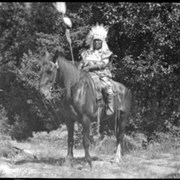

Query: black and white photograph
[0,2,180,178]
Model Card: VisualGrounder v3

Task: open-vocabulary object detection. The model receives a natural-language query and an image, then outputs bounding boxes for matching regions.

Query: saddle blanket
[89,72,120,101]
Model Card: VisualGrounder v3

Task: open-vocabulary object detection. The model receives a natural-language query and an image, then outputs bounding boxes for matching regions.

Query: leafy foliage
[0,2,180,140]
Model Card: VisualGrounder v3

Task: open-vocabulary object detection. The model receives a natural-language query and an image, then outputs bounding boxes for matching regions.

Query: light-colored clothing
[81,49,112,77]
[80,48,113,97]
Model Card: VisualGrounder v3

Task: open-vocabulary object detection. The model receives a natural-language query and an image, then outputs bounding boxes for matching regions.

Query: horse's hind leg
[82,115,92,168]
[115,112,126,163]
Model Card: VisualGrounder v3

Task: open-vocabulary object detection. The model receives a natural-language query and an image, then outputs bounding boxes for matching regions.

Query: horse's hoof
[85,158,92,169]
[64,157,74,167]
[114,155,123,165]
[76,164,83,170]
[88,160,92,169]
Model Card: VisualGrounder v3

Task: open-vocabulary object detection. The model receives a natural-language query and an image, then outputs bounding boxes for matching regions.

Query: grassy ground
[0,128,180,178]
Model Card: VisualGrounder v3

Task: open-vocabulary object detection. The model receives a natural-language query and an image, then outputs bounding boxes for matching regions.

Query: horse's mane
[53,51,96,104]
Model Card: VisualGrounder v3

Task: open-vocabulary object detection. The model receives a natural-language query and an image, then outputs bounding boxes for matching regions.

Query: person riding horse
[78,24,114,115]
[39,27,132,166]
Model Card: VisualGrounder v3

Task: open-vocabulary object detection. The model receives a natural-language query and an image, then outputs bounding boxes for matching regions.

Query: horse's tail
[114,96,120,136]
[124,88,132,114]
[114,85,132,135]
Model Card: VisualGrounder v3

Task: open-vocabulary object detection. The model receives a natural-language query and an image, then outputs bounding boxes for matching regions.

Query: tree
[0,2,180,140]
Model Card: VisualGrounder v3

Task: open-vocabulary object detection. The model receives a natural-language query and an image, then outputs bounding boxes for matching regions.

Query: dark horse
[39,51,132,167]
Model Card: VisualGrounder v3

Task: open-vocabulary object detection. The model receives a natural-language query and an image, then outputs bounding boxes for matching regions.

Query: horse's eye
[47,70,52,74]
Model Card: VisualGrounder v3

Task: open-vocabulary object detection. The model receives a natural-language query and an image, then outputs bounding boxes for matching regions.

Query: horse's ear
[52,50,59,63]
[41,51,51,62]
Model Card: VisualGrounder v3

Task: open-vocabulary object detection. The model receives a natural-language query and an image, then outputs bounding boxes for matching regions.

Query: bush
[0,105,12,136]
[0,65,62,140]
[0,2,180,141]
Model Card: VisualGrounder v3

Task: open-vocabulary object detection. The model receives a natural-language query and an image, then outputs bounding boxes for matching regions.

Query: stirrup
[106,107,114,115]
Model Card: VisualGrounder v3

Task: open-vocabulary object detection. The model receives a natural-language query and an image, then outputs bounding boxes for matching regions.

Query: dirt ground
[0,137,180,178]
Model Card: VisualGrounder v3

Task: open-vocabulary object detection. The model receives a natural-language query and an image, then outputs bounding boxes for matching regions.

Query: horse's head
[39,51,58,99]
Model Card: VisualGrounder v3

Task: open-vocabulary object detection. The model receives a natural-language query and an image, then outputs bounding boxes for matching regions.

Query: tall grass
[1,128,180,178]
[0,170,5,177]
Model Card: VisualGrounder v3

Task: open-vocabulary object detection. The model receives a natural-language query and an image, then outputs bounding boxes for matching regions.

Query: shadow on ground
[163,173,180,179]
[14,155,101,167]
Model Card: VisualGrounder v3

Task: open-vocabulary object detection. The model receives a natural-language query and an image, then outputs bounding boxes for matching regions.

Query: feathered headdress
[86,24,109,51]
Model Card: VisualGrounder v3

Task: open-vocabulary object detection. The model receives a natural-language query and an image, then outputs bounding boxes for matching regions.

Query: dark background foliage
[0,2,180,140]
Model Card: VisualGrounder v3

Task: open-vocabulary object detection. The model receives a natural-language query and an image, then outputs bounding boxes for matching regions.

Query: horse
[38,51,132,168]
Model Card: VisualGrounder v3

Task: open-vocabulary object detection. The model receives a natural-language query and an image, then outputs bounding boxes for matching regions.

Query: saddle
[90,74,122,110]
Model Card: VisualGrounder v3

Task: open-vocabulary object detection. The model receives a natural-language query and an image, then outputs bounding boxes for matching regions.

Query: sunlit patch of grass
[172,163,180,174]
[163,172,180,179]
[27,140,66,163]
[147,150,163,160]
[27,127,68,161]
[172,146,180,155]
[112,154,157,178]
[0,139,17,159]
[30,127,68,148]
[92,136,116,155]
[8,130,180,178]
[0,170,5,177]
[137,132,180,161]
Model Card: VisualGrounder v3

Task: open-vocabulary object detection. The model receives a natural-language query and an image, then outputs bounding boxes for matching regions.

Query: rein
[39,92,60,127]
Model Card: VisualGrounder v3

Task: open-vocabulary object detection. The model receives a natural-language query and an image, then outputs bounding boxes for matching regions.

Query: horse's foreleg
[66,120,74,163]
[82,115,92,168]
[115,113,126,163]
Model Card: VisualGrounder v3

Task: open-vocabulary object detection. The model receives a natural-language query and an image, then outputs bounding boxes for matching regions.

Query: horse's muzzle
[39,86,52,99]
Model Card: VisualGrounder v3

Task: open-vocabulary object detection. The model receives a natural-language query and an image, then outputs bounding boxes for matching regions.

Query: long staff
[55,2,74,64]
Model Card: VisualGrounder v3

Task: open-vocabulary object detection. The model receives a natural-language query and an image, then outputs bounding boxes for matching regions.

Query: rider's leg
[106,87,114,115]
[101,77,114,115]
